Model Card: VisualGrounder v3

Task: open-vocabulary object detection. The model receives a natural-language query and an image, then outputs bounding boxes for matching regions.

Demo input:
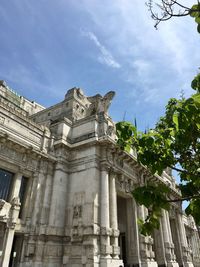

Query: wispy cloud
[77,0,199,104]
[81,30,121,69]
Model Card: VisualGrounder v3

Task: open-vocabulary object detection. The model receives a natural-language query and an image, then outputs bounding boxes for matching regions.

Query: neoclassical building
[0,81,199,267]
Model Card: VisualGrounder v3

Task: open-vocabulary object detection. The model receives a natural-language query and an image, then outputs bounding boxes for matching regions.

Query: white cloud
[76,0,200,105]
[81,30,121,69]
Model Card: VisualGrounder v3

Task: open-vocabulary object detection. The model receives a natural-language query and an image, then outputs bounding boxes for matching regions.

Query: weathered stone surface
[0,84,199,267]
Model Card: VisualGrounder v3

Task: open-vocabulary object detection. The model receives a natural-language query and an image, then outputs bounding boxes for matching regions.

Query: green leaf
[190,4,200,18]
[198,23,200,33]
[195,16,200,24]
[172,113,179,129]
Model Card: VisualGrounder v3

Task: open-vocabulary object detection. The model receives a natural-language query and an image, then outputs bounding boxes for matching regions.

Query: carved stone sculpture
[87,91,115,115]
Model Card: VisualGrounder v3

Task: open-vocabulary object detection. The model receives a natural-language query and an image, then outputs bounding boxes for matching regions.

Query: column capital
[100,163,110,172]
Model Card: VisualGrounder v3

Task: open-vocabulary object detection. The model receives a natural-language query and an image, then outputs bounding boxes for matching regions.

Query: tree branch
[167,194,200,203]
[146,0,199,28]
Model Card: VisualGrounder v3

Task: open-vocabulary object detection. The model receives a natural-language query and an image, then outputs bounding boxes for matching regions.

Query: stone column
[31,168,46,226]
[1,198,20,267]
[126,199,141,266]
[168,217,183,266]
[25,171,38,225]
[109,172,120,259]
[10,172,23,200]
[138,205,157,267]
[0,171,22,267]
[154,220,167,267]
[40,163,53,226]
[176,212,194,267]
[190,229,200,265]
[161,210,178,267]
[100,166,112,266]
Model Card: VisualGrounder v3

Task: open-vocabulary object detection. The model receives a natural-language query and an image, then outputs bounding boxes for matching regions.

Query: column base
[100,257,124,267]
[166,262,179,267]
[183,263,194,267]
[141,260,158,267]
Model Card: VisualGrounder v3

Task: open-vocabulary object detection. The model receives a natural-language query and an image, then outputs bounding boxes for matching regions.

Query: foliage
[116,7,200,231]
[147,0,200,32]
[116,77,200,234]
[116,0,200,236]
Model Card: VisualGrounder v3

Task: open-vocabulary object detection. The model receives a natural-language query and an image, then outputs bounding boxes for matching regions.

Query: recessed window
[19,176,28,218]
[0,168,14,201]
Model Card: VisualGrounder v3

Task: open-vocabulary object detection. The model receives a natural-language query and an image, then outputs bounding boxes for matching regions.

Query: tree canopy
[116,1,200,235]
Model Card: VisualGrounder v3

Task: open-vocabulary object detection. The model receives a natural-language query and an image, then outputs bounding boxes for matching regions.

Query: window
[18,176,28,218]
[19,176,28,204]
[0,169,14,201]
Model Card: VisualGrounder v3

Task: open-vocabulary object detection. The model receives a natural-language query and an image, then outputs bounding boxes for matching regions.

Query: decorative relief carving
[0,200,11,221]
[26,244,35,257]
[100,227,112,236]
[0,142,39,170]
[73,205,82,219]
[0,116,5,124]
[106,125,115,137]
[116,175,133,193]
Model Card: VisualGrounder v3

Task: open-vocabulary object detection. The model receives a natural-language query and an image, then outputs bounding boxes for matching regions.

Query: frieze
[0,142,38,170]
[116,175,134,193]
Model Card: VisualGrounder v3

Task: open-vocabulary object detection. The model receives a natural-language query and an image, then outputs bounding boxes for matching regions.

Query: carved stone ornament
[106,125,115,137]
[73,205,82,219]
[0,200,11,221]
[87,91,115,115]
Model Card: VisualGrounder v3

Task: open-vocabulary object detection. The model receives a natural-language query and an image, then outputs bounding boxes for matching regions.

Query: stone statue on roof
[87,91,115,115]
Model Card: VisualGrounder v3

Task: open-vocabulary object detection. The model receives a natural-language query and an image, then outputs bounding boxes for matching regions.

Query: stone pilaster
[176,212,194,267]
[48,162,68,230]
[138,205,157,267]
[40,163,54,226]
[190,229,200,266]
[161,210,178,267]
[126,198,141,266]
[154,221,167,267]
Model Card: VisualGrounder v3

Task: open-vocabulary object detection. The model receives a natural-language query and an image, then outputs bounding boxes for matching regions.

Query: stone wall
[0,84,200,267]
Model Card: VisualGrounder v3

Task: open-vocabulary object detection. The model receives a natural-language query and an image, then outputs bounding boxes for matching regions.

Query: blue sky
[0,0,199,130]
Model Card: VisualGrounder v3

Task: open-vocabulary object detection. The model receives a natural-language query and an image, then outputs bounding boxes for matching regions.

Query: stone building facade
[0,81,200,267]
